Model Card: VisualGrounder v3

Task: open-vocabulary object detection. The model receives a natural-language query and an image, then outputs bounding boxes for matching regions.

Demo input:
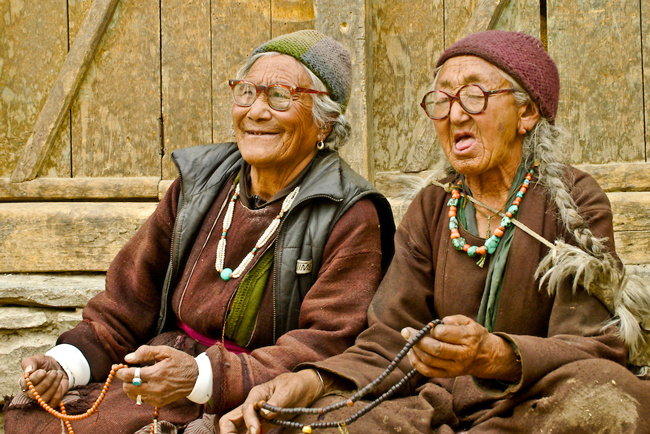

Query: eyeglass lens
[422,84,487,119]
[232,81,293,111]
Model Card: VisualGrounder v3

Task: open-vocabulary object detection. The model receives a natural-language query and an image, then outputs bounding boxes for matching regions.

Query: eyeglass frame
[420,84,517,120]
[228,79,330,111]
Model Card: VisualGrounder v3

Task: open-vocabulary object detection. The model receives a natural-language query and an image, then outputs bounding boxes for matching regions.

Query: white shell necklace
[215,183,301,281]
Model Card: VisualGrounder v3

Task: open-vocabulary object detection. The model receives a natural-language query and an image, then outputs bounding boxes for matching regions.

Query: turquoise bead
[516,191,524,198]
[449,216,458,230]
[508,205,519,215]
[220,268,233,281]
[467,245,478,257]
[452,237,465,250]
[523,179,530,186]
[485,236,500,254]
[501,216,511,227]
[447,198,458,207]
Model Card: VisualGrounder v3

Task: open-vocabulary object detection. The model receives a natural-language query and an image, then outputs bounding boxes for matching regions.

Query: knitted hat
[251,30,352,109]
[436,30,560,124]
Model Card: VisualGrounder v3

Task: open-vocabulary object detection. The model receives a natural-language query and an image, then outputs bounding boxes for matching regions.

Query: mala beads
[24,364,161,434]
[449,166,535,267]
[254,319,444,433]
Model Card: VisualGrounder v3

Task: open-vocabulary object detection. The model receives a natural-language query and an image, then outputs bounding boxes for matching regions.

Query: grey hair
[235,52,351,150]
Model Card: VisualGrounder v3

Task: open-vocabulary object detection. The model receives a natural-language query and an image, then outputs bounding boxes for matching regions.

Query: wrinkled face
[232,54,321,173]
[433,55,527,177]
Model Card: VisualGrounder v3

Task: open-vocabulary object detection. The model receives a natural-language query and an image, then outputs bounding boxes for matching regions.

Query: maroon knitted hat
[436,30,560,124]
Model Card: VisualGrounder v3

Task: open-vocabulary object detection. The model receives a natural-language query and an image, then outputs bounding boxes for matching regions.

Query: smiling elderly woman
[220,30,650,433]
[5,30,395,434]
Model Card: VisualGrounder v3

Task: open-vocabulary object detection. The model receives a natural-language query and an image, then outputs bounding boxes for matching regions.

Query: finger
[407,349,449,378]
[49,376,69,407]
[219,407,248,434]
[124,345,169,365]
[441,314,472,326]
[38,370,64,404]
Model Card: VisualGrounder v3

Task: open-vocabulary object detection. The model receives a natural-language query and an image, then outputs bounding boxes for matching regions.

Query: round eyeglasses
[420,84,517,120]
[229,79,329,111]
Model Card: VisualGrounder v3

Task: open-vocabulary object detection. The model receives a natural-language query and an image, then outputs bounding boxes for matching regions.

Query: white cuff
[46,344,91,389]
[186,352,213,404]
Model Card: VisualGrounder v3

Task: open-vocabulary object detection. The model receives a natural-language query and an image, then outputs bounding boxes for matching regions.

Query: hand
[219,369,325,434]
[19,355,69,407]
[401,315,521,382]
[115,345,199,408]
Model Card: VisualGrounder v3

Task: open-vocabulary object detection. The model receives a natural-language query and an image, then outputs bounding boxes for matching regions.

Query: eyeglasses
[420,84,517,120]
[229,79,329,111]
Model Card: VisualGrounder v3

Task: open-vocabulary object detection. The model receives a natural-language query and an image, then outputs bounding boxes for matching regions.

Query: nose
[448,97,469,123]
[246,93,273,120]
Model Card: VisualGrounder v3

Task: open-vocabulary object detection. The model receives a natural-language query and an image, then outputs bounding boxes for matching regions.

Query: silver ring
[133,367,142,386]
[136,394,142,406]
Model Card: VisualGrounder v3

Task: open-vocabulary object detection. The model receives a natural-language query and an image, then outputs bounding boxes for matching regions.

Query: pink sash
[178,322,252,355]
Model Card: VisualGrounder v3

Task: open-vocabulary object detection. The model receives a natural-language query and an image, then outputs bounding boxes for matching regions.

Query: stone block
[0,274,104,308]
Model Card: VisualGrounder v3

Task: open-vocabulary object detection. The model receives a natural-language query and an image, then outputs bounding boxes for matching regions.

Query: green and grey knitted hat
[252,30,352,109]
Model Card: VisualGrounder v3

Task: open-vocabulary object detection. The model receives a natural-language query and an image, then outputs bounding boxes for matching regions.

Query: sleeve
[477,171,628,396]
[304,187,442,396]
[203,198,387,412]
[56,179,181,382]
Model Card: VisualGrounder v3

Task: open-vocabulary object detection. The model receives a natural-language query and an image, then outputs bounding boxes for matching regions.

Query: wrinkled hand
[19,355,69,407]
[219,369,324,434]
[401,315,521,382]
[115,345,199,408]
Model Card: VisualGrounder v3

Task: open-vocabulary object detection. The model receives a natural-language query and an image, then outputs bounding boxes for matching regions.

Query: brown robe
[5,173,385,433]
[289,167,650,433]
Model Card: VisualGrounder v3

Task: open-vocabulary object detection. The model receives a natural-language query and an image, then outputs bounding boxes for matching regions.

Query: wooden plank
[10,0,121,183]
[315,0,370,179]
[68,0,161,177]
[0,202,157,273]
[0,177,160,200]
[369,0,443,174]
[493,0,540,37]
[578,162,650,192]
[0,0,69,179]
[547,1,644,164]
[161,0,213,180]
[211,1,270,145]
[641,2,650,161]
[272,0,315,36]
[463,0,511,34]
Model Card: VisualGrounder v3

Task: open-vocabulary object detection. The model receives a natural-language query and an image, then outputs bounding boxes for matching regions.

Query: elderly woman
[5,30,395,433]
[220,30,650,433]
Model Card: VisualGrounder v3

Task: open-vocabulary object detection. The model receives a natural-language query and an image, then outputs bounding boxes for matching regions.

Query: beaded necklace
[255,319,444,433]
[24,364,160,434]
[215,184,300,281]
[448,166,534,268]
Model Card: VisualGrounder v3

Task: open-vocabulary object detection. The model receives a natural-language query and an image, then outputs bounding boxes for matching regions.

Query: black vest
[155,143,395,340]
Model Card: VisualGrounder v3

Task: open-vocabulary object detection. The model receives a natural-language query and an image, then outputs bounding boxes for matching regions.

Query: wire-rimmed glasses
[229,79,329,111]
[420,84,517,120]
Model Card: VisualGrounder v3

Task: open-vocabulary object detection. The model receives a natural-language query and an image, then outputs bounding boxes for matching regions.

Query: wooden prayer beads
[255,319,443,432]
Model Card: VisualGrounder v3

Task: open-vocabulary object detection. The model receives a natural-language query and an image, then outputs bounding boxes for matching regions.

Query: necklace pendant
[220,268,233,281]
[476,255,486,268]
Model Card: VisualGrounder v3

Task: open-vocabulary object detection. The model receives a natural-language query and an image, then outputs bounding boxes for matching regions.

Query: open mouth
[453,131,476,151]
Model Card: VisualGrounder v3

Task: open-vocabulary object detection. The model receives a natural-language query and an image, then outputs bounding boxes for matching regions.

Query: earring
[317,140,325,150]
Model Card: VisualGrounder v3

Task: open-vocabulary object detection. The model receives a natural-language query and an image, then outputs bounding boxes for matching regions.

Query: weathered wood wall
[1,0,649,413]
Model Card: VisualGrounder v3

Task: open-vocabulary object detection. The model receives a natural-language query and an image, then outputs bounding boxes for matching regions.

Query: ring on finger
[133,367,142,386]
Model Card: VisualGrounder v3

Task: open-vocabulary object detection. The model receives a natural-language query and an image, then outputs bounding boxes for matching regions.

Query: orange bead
[450,231,460,239]
[463,244,470,252]
[347,399,354,407]
[477,246,487,255]
[493,228,504,237]
[506,211,513,218]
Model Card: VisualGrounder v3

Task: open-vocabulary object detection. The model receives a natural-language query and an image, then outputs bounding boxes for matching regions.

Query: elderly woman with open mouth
[5,30,395,434]
[220,30,650,434]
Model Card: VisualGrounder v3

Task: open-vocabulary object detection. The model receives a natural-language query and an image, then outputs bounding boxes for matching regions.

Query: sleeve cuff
[46,344,91,388]
[186,352,213,404]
